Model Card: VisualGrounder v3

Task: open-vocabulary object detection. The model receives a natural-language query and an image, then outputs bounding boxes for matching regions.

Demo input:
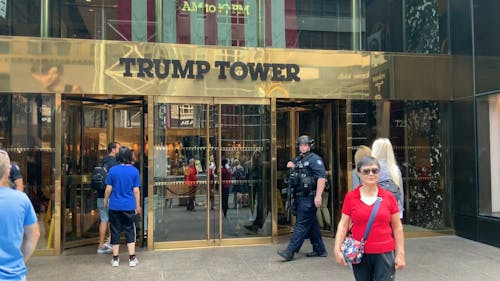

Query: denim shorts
[97,198,109,223]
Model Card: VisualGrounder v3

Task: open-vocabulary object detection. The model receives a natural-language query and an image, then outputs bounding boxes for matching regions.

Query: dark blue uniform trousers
[286,196,326,254]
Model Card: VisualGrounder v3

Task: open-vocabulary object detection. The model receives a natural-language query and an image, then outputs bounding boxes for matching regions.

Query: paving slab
[27,235,500,281]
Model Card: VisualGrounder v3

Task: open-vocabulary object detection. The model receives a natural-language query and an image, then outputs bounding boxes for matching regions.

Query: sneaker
[98,245,113,254]
[277,249,294,261]
[129,257,139,267]
[104,241,112,249]
[111,258,119,267]
[305,251,328,257]
[244,224,259,233]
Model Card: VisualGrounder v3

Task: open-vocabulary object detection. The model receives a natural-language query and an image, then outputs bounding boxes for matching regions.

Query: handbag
[341,197,382,265]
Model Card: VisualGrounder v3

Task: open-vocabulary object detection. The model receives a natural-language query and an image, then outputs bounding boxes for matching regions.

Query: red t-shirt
[341,187,399,254]
[221,166,232,189]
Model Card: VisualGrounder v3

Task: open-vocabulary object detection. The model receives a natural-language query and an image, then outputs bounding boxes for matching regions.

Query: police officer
[277,135,327,261]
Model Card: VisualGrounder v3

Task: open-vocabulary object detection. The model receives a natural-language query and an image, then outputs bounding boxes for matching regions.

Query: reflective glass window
[350,100,452,229]
[362,0,449,53]
[474,1,500,93]
[0,93,56,249]
[50,0,156,41]
[0,1,41,37]
[478,94,500,218]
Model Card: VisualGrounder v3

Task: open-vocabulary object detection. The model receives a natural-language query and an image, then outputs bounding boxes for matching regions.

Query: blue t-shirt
[0,187,37,280]
[105,164,141,211]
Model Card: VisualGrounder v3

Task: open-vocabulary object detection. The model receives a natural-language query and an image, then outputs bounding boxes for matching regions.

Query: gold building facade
[0,36,454,255]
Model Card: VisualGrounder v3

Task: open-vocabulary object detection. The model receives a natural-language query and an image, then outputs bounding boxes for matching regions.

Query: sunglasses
[360,168,380,175]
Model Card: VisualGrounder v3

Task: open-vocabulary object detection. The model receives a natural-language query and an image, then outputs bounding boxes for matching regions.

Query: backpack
[378,179,400,200]
[91,161,109,192]
[231,167,246,181]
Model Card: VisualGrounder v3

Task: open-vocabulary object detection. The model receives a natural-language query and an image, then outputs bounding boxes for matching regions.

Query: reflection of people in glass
[334,156,405,279]
[185,158,197,211]
[221,159,232,218]
[31,63,82,93]
[277,135,327,261]
[244,151,264,232]
[231,159,247,209]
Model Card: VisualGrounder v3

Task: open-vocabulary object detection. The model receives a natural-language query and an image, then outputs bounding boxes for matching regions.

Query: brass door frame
[59,96,144,250]
[151,97,274,250]
[275,100,338,236]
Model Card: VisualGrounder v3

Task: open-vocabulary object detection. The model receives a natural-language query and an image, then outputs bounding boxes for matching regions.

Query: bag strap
[362,197,382,241]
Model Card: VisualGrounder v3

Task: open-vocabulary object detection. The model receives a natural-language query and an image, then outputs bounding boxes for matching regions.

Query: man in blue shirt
[0,150,40,280]
[104,146,141,267]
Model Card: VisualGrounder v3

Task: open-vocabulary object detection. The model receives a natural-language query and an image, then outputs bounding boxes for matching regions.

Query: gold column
[41,0,49,37]
[147,96,154,250]
[54,92,62,254]
[271,98,278,242]
[155,0,163,43]
[346,100,353,191]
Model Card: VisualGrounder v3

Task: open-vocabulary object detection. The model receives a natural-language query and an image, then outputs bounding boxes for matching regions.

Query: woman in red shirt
[334,156,405,280]
[185,158,198,211]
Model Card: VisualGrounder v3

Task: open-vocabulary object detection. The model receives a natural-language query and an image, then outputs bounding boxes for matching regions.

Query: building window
[478,94,500,218]
[0,1,41,37]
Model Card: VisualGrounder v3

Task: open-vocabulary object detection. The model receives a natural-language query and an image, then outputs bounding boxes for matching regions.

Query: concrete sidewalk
[28,235,500,281]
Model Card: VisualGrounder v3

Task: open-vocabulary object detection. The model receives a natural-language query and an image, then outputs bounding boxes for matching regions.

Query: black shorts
[109,210,137,245]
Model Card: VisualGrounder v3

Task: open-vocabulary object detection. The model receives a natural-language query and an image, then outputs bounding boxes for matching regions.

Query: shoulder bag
[341,197,382,265]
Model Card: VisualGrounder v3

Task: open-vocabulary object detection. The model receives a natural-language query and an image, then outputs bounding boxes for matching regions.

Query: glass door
[152,97,271,247]
[61,96,144,248]
[275,100,337,235]
[62,98,103,248]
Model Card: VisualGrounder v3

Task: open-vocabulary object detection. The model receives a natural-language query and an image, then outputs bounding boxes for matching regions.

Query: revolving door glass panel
[62,101,106,245]
[62,97,144,247]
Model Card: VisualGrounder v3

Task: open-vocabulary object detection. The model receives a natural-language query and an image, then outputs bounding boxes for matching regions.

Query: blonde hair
[371,138,400,187]
[0,150,11,182]
[354,145,372,166]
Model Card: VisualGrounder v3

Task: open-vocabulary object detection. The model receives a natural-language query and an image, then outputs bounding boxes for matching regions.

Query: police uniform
[9,162,23,189]
[284,151,327,257]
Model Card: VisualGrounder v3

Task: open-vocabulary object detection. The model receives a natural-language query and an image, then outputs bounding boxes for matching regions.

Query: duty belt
[295,190,316,197]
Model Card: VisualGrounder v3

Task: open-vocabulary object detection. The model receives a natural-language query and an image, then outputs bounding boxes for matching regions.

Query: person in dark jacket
[0,143,23,191]
[97,142,120,254]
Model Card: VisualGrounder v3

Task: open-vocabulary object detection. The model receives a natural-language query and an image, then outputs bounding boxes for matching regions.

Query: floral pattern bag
[341,197,382,265]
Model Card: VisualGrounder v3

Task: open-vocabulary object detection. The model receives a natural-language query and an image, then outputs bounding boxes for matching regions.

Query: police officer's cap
[296,135,314,150]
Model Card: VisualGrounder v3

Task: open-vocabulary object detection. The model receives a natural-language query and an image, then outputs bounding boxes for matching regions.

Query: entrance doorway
[152,97,272,248]
[61,95,145,249]
[276,99,342,236]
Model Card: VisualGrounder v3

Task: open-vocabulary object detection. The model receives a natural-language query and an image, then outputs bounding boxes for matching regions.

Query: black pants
[222,188,229,217]
[187,185,197,211]
[353,251,395,281]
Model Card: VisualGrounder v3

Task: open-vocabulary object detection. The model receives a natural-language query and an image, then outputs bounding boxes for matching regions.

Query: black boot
[277,249,294,261]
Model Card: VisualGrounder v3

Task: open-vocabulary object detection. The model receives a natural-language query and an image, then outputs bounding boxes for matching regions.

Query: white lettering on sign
[0,0,7,19]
